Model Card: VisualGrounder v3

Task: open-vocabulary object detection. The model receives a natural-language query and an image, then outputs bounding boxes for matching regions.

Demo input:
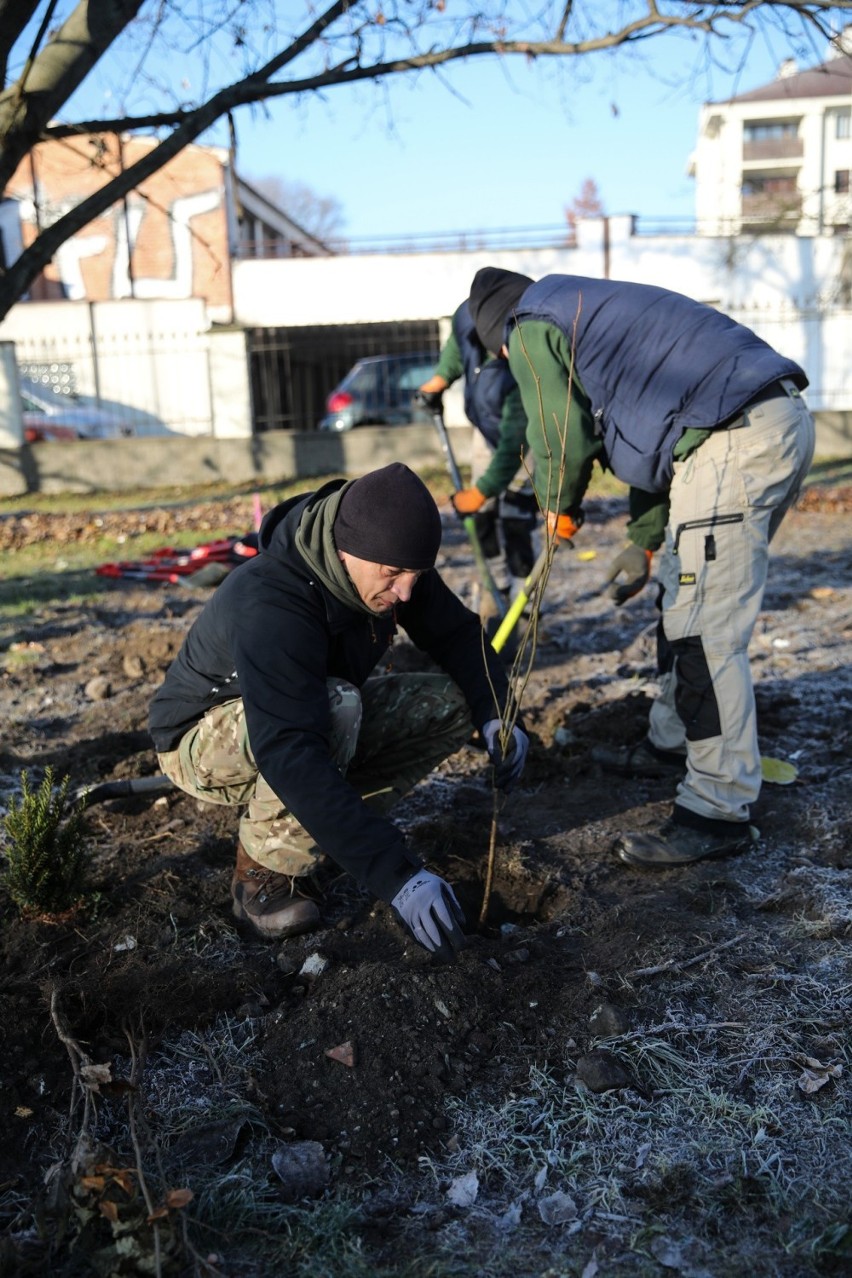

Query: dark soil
[1,481,850,1274]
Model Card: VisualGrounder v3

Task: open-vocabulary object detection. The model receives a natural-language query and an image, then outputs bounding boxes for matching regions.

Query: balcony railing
[742,138,803,162]
[741,193,802,225]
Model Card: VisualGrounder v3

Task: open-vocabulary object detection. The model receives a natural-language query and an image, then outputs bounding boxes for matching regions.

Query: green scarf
[294,484,378,618]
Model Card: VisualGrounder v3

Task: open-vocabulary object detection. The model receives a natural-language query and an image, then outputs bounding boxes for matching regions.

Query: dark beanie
[333,463,442,570]
[469,267,534,356]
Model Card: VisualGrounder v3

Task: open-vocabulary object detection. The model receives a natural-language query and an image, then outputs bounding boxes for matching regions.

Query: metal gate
[247,320,440,432]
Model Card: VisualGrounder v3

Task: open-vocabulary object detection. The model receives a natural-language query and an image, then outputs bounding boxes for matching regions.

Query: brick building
[6,134,331,322]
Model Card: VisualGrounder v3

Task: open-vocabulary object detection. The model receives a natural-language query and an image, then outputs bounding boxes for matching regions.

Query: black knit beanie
[469,266,534,356]
[333,463,442,570]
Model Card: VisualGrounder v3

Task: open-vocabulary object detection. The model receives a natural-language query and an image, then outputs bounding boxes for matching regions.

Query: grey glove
[605,542,652,605]
[391,869,466,961]
[482,719,530,791]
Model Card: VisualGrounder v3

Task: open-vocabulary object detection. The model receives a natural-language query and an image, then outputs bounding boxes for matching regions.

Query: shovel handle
[490,546,550,653]
[430,409,508,622]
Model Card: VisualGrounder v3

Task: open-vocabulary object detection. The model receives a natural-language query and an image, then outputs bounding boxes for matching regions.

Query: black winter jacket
[149,479,511,902]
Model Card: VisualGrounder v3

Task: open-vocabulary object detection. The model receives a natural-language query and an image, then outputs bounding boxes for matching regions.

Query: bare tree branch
[1,1,851,315]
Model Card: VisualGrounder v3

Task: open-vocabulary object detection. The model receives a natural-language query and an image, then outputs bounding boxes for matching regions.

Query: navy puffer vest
[509,275,807,492]
[454,301,517,448]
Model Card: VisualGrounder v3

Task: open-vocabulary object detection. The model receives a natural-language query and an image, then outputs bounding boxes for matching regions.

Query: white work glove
[391,869,466,961]
[482,719,529,792]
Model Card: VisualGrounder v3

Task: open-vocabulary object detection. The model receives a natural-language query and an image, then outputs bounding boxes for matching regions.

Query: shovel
[427,404,508,623]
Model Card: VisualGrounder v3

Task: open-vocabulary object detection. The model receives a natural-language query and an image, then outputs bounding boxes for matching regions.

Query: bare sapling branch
[478,298,582,926]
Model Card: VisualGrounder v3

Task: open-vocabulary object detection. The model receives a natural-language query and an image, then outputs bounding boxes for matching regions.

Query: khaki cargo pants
[648,383,815,823]
[157,672,473,875]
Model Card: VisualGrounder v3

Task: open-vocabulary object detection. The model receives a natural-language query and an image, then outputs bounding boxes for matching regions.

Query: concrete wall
[0,421,474,497]
[1,411,847,498]
[0,341,23,450]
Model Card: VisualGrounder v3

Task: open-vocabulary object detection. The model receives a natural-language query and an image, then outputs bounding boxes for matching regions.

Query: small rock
[575,1049,635,1093]
[271,1140,329,1202]
[122,653,146,679]
[589,1002,631,1037]
[84,675,112,701]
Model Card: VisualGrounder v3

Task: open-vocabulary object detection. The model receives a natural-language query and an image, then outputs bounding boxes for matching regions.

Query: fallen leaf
[325,1040,356,1067]
[81,1063,113,1090]
[796,1055,842,1094]
[166,1187,194,1209]
[446,1171,479,1207]
[760,755,798,785]
[538,1190,578,1225]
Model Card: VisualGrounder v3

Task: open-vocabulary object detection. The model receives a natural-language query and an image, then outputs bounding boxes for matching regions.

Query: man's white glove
[391,869,466,961]
[482,719,529,791]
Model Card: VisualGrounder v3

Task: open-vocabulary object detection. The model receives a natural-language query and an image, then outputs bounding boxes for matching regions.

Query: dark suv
[318,353,436,432]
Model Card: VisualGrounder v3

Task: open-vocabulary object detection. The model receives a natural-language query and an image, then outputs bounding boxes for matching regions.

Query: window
[743,120,799,142]
[741,174,798,196]
[834,170,850,194]
[836,110,851,140]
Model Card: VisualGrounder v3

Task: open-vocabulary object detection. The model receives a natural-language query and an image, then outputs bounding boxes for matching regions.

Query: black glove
[391,869,466,961]
[605,542,653,605]
[415,389,443,413]
[482,719,530,792]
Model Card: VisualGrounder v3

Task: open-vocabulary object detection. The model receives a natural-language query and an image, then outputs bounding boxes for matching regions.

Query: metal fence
[4,301,215,437]
[247,319,440,432]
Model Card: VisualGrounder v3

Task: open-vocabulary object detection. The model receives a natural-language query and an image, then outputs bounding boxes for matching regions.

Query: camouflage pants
[157,673,473,875]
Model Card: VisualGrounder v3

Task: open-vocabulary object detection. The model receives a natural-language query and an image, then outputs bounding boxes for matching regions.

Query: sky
[222,21,820,245]
[54,4,842,246]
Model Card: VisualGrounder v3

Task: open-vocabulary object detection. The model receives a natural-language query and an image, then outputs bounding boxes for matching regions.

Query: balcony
[743,137,803,162]
[741,193,803,227]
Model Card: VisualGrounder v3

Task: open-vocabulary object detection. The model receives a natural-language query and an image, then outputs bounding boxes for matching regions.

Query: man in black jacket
[149,463,528,956]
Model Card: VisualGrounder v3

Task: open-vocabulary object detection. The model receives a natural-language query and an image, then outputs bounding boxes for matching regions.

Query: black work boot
[615,807,758,868]
[231,841,321,940]
[590,737,686,779]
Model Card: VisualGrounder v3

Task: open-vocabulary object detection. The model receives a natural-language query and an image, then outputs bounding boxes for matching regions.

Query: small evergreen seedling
[3,768,90,917]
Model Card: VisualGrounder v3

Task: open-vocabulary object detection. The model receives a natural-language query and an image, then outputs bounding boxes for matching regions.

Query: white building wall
[233,217,852,410]
[0,297,216,436]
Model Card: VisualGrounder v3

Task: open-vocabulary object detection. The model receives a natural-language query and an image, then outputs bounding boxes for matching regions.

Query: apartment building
[692,31,852,236]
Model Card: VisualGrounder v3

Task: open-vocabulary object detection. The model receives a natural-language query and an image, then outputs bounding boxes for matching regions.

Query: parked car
[318,353,437,432]
[20,380,136,442]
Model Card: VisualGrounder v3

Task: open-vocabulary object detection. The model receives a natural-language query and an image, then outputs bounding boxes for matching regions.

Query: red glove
[452,487,487,515]
[545,510,581,542]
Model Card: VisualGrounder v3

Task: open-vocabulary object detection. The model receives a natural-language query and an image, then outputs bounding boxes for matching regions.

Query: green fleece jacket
[435,324,529,499]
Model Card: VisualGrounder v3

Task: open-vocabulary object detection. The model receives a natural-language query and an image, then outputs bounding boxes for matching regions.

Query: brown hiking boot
[231,841,321,940]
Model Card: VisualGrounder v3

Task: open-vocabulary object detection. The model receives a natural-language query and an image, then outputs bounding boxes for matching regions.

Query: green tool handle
[491,546,550,653]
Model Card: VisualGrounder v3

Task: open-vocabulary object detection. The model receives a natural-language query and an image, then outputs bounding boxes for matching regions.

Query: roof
[713,53,852,106]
